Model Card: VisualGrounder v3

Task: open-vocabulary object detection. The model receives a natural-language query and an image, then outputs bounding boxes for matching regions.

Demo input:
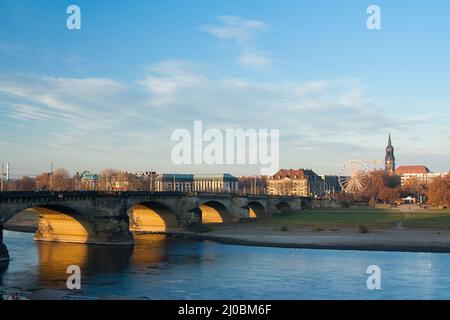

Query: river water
[1,230,449,299]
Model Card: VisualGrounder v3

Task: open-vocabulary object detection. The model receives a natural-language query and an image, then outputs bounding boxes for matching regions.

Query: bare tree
[35,172,51,191]
[8,176,36,191]
[52,168,72,191]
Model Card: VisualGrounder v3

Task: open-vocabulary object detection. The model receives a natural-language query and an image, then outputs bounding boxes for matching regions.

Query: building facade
[321,175,341,195]
[79,171,99,191]
[134,171,158,191]
[155,173,238,193]
[238,176,268,195]
[194,174,238,193]
[155,174,194,192]
[267,169,324,197]
[395,166,448,186]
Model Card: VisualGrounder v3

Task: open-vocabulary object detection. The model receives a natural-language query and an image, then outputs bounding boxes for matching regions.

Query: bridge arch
[276,201,291,214]
[247,201,266,219]
[4,205,95,244]
[128,201,180,233]
[199,200,233,224]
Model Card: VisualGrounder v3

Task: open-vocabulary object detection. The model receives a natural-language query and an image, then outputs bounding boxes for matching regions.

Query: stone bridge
[0,191,311,262]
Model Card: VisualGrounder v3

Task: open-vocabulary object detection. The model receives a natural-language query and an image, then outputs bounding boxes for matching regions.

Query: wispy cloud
[1,61,448,174]
[238,52,271,67]
[3,103,55,122]
[199,16,267,43]
[0,42,85,72]
[199,16,272,68]
[139,60,207,106]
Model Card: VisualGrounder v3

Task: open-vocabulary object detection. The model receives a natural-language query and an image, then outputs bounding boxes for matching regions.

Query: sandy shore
[173,224,450,253]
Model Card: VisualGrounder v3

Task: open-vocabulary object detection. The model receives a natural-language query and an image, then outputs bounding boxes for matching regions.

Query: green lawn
[261,208,450,229]
[402,210,450,228]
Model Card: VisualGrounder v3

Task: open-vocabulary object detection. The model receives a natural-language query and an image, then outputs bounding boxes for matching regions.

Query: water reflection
[131,234,168,267]
[37,241,134,285]
[2,231,450,299]
[0,261,8,285]
[132,234,219,270]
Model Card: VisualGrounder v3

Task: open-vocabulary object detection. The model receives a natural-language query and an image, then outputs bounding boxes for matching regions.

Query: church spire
[385,133,395,175]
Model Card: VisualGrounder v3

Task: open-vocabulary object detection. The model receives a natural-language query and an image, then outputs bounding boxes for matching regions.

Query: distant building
[105,171,143,191]
[109,176,130,191]
[79,171,99,191]
[267,169,324,197]
[395,166,447,186]
[134,171,158,191]
[155,174,194,192]
[238,176,268,195]
[396,165,431,175]
[155,173,238,193]
[321,175,341,195]
[194,174,238,193]
[385,133,396,175]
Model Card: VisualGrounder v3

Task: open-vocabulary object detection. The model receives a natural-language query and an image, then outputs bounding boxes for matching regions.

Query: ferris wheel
[338,160,370,193]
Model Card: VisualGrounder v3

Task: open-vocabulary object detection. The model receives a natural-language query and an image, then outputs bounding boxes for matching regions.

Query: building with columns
[155,173,238,193]
[194,174,238,193]
[155,174,194,192]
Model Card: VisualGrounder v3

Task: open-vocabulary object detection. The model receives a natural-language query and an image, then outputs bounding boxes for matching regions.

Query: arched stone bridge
[0,191,311,262]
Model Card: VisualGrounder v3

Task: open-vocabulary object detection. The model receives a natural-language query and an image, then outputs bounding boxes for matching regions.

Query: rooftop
[395,166,431,175]
[271,169,319,180]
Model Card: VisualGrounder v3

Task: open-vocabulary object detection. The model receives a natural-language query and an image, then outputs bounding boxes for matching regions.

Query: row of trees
[3,168,154,192]
[3,168,449,207]
[337,170,449,207]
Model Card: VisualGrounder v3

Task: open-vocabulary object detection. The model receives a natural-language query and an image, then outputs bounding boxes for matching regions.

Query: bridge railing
[0,191,311,203]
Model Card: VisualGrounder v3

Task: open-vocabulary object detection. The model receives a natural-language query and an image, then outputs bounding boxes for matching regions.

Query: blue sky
[0,0,449,176]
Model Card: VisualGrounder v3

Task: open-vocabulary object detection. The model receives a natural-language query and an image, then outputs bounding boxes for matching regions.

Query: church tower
[385,133,396,175]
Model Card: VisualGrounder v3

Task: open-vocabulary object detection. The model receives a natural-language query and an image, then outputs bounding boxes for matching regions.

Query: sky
[0,0,449,177]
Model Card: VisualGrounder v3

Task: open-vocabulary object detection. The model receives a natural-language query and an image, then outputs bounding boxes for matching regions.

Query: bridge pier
[0,222,9,263]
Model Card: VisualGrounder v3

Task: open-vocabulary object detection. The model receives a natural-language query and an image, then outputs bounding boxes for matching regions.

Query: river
[1,230,449,299]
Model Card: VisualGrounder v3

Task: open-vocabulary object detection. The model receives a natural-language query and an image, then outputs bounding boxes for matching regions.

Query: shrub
[359,225,369,234]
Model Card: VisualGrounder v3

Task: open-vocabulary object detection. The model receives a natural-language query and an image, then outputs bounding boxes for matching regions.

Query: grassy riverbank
[192,207,450,253]
[259,207,450,230]
[4,206,450,253]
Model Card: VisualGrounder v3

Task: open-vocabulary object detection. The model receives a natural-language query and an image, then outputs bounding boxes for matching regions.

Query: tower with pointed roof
[385,133,396,175]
